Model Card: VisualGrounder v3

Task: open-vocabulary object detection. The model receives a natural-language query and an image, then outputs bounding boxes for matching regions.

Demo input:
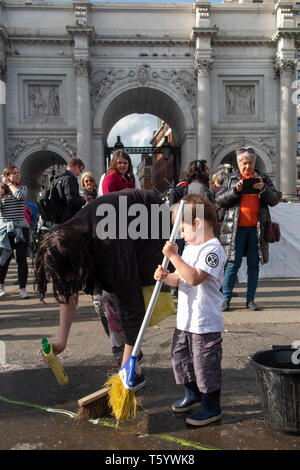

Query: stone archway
[218,150,266,174]
[16,146,69,202]
[212,142,274,177]
[92,79,196,181]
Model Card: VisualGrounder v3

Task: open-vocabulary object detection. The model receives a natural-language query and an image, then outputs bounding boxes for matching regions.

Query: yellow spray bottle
[42,338,68,386]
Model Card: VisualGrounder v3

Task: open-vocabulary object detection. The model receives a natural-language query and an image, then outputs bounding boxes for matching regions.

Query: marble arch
[0,0,299,198]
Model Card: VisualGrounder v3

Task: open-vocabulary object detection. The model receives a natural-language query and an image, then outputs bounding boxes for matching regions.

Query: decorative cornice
[191,26,218,42]
[8,36,71,46]
[66,25,95,44]
[271,28,300,42]
[212,37,273,47]
[7,34,190,47]
[94,37,190,46]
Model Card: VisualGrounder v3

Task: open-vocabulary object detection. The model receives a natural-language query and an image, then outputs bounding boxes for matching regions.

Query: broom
[76,385,112,421]
[105,199,186,422]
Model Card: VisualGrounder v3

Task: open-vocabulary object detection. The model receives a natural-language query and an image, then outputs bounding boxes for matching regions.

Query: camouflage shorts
[171,328,222,394]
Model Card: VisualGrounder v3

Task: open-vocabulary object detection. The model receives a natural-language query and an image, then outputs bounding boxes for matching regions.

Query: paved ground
[1,261,300,452]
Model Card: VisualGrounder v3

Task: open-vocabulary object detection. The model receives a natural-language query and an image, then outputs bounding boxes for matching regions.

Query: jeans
[0,227,30,289]
[223,226,259,302]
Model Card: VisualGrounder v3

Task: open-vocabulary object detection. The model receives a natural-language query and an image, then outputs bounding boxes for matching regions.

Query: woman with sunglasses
[80,171,98,205]
[215,148,281,312]
[0,166,30,299]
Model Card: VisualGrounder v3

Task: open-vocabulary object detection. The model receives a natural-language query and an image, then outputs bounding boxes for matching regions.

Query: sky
[107,114,159,171]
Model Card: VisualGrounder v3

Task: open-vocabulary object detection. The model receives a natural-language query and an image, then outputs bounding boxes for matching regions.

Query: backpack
[37,178,64,223]
[184,180,215,203]
[24,205,36,231]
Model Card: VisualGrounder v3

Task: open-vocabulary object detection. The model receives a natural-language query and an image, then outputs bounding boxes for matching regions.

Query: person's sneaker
[20,289,29,299]
[222,300,230,311]
[138,351,144,365]
[132,373,146,392]
[246,300,259,311]
[0,287,6,298]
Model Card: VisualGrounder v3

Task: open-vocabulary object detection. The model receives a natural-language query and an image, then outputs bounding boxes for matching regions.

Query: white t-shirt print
[177,237,227,335]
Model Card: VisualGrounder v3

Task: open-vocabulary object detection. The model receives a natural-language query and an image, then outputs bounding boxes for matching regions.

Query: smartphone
[241,177,261,194]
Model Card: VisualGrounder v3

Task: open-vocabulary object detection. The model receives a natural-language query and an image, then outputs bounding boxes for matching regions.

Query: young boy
[154,194,227,426]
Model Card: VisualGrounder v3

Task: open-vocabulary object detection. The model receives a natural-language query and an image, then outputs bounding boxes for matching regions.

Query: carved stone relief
[28,84,60,117]
[91,65,196,113]
[138,65,150,86]
[194,56,214,77]
[75,5,88,26]
[225,85,255,115]
[274,58,297,78]
[73,59,91,77]
[212,137,275,164]
[8,137,77,163]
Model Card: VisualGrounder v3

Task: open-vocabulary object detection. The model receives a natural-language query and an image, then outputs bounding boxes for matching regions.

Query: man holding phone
[215,147,281,312]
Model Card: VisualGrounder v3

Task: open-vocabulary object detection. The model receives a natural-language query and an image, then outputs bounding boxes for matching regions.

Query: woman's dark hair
[3,165,18,177]
[108,149,133,178]
[0,182,10,198]
[33,225,92,303]
[1,165,20,197]
[186,160,208,184]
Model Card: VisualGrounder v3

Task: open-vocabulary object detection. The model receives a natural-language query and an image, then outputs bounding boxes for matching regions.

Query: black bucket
[249,345,300,434]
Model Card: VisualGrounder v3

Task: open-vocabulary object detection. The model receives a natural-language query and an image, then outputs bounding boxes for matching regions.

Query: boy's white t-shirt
[177,237,227,335]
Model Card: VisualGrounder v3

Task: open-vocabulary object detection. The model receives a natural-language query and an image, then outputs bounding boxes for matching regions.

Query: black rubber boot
[186,389,221,426]
[172,382,202,413]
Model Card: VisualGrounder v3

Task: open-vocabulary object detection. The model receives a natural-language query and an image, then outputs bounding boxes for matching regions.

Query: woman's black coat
[215,170,281,264]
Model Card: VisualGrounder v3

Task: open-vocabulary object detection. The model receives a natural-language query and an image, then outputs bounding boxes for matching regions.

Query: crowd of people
[0,146,282,427]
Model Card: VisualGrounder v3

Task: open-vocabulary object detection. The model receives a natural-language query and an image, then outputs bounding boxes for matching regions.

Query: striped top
[0,185,29,225]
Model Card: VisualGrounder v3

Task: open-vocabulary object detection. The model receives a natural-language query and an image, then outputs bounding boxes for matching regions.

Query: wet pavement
[1,261,300,451]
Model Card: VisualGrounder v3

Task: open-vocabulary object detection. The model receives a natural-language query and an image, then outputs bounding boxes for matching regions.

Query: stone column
[0,68,6,172]
[67,19,95,172]
[277,59,297,199]
[73,58,92,171]
[194,56,213,167]
[192,1,217,169]
[91,128,105,183]
[0,26,7,171]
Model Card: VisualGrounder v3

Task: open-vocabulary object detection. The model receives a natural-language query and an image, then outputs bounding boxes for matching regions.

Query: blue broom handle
[132,200,186,358]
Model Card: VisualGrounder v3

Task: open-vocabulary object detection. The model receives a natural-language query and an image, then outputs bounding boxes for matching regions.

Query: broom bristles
[104,373,140,422]
[75,395,111,421]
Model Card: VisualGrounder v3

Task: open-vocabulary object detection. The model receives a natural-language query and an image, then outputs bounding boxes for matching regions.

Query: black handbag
[264,209,280,243]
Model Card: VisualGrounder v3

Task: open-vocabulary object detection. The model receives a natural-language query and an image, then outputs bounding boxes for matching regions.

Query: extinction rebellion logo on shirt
[205,253,219,268]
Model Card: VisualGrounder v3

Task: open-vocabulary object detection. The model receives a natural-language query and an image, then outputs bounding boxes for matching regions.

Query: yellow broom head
[104,373,140,422]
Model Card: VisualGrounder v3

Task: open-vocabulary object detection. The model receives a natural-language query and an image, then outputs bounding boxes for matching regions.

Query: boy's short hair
[68,157,85,170]
[182,194,217,229]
